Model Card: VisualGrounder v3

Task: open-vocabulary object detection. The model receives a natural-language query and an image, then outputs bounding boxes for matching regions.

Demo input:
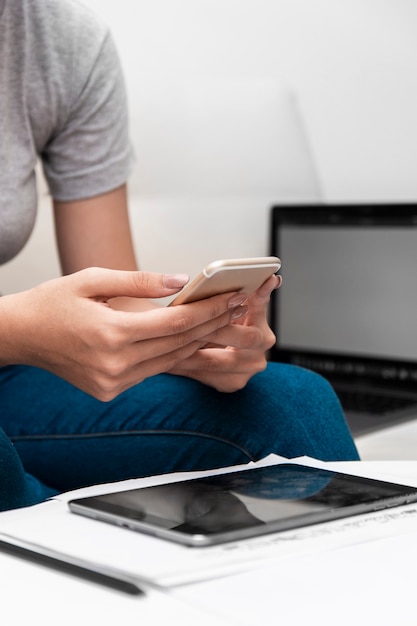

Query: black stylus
[0,540,144,596]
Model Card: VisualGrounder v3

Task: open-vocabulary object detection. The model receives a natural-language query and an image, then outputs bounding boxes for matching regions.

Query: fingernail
[228,293,247,308]
[164,273,189,289]
[231,305,248,320]
[260,275,281,296]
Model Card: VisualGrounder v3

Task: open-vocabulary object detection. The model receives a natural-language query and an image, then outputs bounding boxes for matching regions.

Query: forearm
[0,290,36,367]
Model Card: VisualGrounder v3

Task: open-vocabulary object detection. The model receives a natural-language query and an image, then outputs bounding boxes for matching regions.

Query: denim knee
[243,364,359,462]
[0,427,57,511]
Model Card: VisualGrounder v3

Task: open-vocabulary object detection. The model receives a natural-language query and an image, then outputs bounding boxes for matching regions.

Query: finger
[234,275,280,329]
[169,346,241,374]
[169,347,267,391]
[73,267,190,300]
[202,323,264,350]
[91,303,244,389]
[120,305,245,366]
[253,274,281,300]
[111,292,246,343]
[93,339,208,400]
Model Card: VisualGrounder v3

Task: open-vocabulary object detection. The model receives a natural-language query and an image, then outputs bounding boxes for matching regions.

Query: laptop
[269,203,417,436]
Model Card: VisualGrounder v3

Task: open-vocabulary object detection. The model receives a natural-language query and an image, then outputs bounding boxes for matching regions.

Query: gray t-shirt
[0,0,134,264]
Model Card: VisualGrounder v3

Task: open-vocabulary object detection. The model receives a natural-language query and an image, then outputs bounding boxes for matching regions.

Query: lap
[0,363,358,496]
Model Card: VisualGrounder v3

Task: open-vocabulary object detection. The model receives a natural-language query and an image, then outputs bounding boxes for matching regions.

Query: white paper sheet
[1,456,417,588]
[171,530,417,626]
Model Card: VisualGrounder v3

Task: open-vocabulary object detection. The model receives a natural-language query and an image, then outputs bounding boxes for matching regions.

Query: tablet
[68,463,417,547]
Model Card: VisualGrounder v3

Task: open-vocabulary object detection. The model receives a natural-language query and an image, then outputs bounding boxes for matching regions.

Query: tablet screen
[69,463,417,546]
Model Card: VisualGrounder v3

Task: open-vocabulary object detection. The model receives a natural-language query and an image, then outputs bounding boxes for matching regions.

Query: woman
[0,0,358,512]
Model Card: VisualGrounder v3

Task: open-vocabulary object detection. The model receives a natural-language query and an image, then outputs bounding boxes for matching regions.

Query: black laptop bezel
[268,203,417,393]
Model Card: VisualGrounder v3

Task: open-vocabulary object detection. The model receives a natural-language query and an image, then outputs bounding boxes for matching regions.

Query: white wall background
[1,0,417,292]
[105,0,417,201]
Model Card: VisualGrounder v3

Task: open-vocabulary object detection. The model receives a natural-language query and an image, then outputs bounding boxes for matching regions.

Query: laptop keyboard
[336,389,417,416]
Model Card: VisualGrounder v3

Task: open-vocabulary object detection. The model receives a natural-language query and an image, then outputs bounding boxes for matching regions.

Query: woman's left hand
[168,274,282,392]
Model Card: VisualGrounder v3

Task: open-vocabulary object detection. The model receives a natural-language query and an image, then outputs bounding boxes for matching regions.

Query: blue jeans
[0,363,359,511]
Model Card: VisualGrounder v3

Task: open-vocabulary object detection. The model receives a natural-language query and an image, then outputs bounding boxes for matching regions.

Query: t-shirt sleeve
[42,29,135,202]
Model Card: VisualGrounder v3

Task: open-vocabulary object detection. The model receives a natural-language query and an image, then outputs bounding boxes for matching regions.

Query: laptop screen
[269,204,417,385]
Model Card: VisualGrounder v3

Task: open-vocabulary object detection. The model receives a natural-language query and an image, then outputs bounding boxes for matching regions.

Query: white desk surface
[356,417,417,460]
[0,547,233,626]
[2,420,417,626]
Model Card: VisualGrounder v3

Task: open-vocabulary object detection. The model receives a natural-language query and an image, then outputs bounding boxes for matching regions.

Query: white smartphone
[168,256,281,306]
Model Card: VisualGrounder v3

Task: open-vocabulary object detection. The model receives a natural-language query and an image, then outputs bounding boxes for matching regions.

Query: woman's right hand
[0,268,247,401]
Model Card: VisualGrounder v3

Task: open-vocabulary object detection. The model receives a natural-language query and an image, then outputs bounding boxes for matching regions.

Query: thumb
[73,267,189,300]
